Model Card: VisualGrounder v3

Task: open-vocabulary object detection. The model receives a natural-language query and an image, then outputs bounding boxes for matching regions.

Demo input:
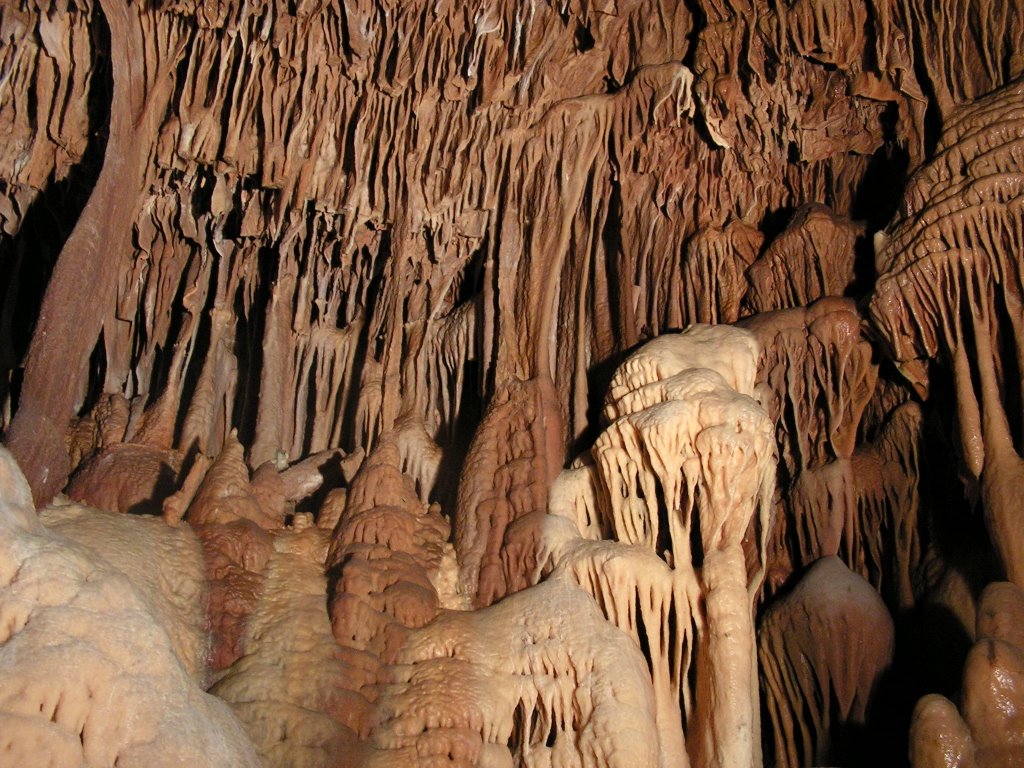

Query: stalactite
[743,204,864,314]
[5,1,1024,766]
[871,75,1024,587]
[5,1,188,503]
[741,298,879,590]
[539,324,776,768]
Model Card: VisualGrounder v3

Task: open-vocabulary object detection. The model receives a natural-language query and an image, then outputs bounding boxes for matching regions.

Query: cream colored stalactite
[604,325,761,422]
[689,412,775,768]
[363,578,663,768]
[548,461,606,541]
[537,528,696,768]
[553,325,775,768]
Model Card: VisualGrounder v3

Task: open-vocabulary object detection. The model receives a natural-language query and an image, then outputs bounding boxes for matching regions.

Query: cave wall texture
[2,0,1024,766]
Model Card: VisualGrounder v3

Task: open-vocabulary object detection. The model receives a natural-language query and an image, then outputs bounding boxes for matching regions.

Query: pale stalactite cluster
[3,1,1024,767]
[365,578,663,768]
[542,325,776,768]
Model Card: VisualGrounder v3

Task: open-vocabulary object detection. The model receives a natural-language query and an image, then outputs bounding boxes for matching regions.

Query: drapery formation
[4,1,1024,766]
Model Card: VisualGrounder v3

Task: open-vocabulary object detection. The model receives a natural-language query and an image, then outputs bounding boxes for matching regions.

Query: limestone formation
[759,556,895,768]
[910,582,1024,767]
[3,1,1024,766]
[0,446,260,766]
[544,325,776,768]
[872,75,1024,589]
[741,299,879,593]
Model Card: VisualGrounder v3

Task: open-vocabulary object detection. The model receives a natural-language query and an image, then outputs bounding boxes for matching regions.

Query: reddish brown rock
[759,556,894,768]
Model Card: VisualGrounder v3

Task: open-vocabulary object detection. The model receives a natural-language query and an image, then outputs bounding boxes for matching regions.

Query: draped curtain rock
[3,1,1024,766]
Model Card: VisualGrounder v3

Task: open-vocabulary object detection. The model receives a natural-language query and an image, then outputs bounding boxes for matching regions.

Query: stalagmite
[911,582,1024,767]
[185,431,286,671]
[456,376,564,607]
[758,556,895,768]
[0,446,260,766]
[211,524,355,768]
[325,440,451,745]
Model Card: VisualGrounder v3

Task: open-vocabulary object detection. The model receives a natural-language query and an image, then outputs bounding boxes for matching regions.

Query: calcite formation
[0,447,260,767]
[759,556,895,768]
[871,75,1024,589]
[910,582,1024,767]
[3,0,1024,767]
[544,324,776,768]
